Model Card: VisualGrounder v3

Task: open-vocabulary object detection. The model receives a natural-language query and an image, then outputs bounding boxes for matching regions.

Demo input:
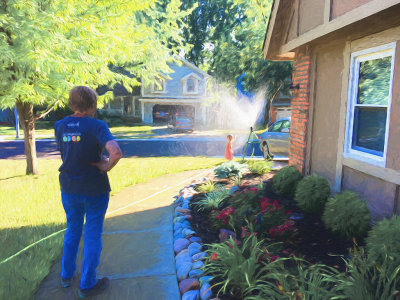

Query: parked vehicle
[168,113,194,132]
[259,118,290,158]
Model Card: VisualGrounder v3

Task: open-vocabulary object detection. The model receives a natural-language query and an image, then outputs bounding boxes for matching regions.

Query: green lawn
[0,122,157,140]
[0,157,223,300]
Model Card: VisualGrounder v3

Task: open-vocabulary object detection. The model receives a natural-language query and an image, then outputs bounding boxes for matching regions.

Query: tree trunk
[263,84,283,128]
[16,101,38,175]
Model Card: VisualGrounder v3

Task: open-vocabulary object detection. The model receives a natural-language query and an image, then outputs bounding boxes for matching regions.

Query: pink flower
[271,255,279,262]
[269,228,277,237]
[250,187,258,191]
[211,253,218,261]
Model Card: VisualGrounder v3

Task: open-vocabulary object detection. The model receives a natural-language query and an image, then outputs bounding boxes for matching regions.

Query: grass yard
[0,157,223,300]
[0,122,157,140]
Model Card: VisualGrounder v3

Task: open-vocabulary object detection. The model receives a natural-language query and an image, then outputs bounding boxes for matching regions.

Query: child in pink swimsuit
[225,134,234,160]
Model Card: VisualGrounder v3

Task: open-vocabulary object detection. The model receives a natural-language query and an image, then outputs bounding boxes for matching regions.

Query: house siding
[309,42,346,186]
[299,0,325,35]
[331,0,373,19]
[142,64,206,99]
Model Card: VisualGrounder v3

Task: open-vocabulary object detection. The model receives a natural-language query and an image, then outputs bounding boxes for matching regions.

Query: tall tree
[0,0,191,174]
[181,0,291,95]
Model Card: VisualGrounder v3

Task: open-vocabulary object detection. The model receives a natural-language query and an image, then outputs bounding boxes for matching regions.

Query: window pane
[352,107,387,155]
[280,120,290,131]
[357,56,392,105]
[154,78,164,91]
[186,78,196,92]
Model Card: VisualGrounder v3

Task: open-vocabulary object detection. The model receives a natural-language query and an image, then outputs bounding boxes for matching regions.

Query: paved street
[0,137,264,159]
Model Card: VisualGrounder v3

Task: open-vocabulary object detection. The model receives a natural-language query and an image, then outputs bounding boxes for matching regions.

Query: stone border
[173,181,218,300]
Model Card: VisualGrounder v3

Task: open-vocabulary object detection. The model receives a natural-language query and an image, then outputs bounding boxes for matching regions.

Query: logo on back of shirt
[63,134,81,143]
[67,122,80,127]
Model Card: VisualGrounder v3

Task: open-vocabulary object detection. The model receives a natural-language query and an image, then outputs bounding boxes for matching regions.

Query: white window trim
[182,73,201,95]
[152,78,167,94]
[344,42,396,167]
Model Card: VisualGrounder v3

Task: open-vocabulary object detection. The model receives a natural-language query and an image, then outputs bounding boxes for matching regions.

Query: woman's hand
[90,140,122,173]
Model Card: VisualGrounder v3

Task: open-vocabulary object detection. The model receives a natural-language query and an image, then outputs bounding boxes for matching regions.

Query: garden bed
[181,161,400,300]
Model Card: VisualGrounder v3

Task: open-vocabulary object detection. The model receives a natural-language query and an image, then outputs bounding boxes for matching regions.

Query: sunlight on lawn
[0,156,222,300]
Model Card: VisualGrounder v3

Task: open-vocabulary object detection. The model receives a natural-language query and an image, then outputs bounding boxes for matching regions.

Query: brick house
[263,0,400,219]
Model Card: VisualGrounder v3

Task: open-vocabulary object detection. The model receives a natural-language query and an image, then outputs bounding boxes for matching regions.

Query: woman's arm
[91,140,122,173]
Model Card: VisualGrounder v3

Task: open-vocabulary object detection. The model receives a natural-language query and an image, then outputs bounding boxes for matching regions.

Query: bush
[214,161,248,179]
[366,216,400,270]
[247,160,273,175]
[272,166,303,198]
[294,175,330,215]
[322,191,370,239]
[194,189,231,211]
[194,180,218,193]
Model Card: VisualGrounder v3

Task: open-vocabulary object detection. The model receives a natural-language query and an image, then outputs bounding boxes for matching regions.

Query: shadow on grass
[1,206,177,300]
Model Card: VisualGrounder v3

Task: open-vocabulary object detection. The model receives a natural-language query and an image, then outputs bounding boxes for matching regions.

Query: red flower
[269,228,277,238]
[250,187,258,191]
[211,253,218,261]
[271,255,279,262]
[285,210,293,215]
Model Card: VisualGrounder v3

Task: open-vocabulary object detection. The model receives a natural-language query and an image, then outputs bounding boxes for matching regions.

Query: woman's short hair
[68,86,97,112]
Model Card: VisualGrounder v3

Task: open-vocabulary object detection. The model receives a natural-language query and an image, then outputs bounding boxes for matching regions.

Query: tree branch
[34,100,60,121]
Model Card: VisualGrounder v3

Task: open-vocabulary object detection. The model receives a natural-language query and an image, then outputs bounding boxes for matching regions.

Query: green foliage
[294,175,331,215]
[181,0,292,94]
[366,216,400,270]
[195,189,231,211]
[272,166,303,198]
[204,235,280,298]
[247,160,272,175]
[214,161,248,179]
[194,180,218,193]
[335,247,400,300]
[322,191,370,240]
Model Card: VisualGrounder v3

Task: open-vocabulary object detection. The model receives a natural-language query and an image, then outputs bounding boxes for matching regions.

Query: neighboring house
[263,0,400,219]
[270,91,291,124]
[100,58,209,126]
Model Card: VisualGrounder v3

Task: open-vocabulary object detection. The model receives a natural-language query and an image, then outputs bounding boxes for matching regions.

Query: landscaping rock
[200,283,212,300]
[182,290,200,300]
[219,229,236,243]
[189,268,204,278]
[190,237,202,243]
[177,262,193,281]
[175,206,184,213]
[174,233,185,242]
[174,238,190,254]
[192,260,204,269]
[179,279,200,294]
[176,248,189,257]
[183,229,196,237]
[188,242,202,256]
[185,214,193,221]
[174,216,187,224]
[199,276,214,286]
[230,186,239,194]
[174,222,191,231]
[192,252,207,261]
[182,202,190,209]
[177,208,191,214]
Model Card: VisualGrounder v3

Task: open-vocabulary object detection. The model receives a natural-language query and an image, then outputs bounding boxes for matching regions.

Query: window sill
[342,156,400,185]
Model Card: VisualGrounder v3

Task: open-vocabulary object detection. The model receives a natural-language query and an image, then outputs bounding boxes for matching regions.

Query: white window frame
[152,77,167,94]
[182,73,201,95]
[344,42,396,167]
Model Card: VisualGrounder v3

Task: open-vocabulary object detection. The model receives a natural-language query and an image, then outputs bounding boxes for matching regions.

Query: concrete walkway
[35,169,210,300]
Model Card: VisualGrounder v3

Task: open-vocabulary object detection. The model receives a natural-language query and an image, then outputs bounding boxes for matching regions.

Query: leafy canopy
[0,0,192,109]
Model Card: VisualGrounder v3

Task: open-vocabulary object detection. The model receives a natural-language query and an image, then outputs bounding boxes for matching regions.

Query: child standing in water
[225,134,234,160]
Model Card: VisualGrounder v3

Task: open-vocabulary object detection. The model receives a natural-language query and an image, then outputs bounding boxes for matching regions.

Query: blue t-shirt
[54,116,114,196]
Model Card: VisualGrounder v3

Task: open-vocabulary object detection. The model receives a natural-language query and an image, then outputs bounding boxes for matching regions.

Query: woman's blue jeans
[60,192,109,290]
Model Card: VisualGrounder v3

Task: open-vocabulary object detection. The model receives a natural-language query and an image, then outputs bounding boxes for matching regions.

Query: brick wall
[289,46,311,174]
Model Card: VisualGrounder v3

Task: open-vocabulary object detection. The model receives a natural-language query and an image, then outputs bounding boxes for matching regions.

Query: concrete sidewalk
[35,169,210,300]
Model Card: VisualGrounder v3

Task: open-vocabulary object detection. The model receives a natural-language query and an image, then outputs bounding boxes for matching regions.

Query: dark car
[258,118,290,158]
[167,113,194,132]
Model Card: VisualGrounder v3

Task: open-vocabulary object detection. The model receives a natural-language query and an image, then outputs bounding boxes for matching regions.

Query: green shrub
[322,191,370,239]
[272,166,303,198]
[194,189,231,211]
[204,235,283,298]
[294,175,330,215]
[214,161,248,179]
[336,247,400,300]
[194,180,218,193]
[247,160,273,175]
[366,216,400,270]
